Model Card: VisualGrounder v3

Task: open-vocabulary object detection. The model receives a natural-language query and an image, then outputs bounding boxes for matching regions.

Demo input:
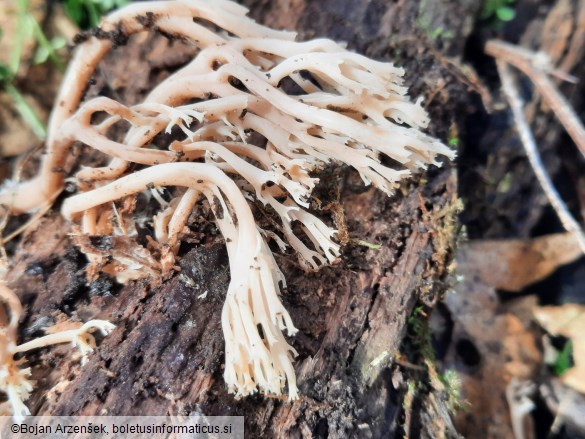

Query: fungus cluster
[0,0,454,415]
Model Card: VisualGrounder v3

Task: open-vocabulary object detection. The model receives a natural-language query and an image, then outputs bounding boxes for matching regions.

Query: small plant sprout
[481,0,516,23]
[0,0,454,407]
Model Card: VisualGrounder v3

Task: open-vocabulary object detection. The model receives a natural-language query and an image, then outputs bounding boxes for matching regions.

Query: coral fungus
[0,0,454,414]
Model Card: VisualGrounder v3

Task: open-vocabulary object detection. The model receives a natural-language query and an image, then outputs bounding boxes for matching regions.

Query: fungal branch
[0,0,454,413]
[0,283,115,421]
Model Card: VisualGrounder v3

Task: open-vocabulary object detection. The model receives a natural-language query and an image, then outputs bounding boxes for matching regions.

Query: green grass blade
[29,16,65,72]
[5,82,47,140]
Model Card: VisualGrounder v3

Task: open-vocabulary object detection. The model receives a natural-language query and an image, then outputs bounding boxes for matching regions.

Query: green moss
[437,369,468,414]
[416,0,454,41]
[407,306,435,362]
[350,239,382,250]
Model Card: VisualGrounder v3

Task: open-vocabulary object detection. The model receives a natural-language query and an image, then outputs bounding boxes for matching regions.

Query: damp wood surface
[2,0,466,437]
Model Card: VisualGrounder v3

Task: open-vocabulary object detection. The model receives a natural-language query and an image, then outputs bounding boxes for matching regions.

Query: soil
[1,0,584,438]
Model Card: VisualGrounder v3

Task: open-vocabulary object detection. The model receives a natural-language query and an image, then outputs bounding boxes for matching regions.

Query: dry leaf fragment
[534,304,585,394]
[540,377,585,435]
[457,233,582,292]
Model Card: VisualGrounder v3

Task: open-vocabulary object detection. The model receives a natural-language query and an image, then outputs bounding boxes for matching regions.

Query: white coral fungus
[0,0,454,403]
[1,284,115,420]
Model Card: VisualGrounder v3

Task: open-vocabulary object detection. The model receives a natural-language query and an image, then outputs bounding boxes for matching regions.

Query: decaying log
[5,0,476,437]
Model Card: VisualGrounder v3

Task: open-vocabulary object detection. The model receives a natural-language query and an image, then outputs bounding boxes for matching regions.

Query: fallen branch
[494,59,585,253]
[485,40,585,159]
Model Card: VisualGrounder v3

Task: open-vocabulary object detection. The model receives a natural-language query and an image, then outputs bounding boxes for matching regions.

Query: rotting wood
[2,0,473,437]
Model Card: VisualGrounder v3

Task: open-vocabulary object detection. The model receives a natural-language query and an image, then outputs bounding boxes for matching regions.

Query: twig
[395,359,427,372]
[1,201,54,244]
[505,378,536,439]
[496,60,585,254]
[485,40,585,158]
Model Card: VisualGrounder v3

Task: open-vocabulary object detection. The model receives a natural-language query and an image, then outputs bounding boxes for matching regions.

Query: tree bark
[5,0,475,437]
